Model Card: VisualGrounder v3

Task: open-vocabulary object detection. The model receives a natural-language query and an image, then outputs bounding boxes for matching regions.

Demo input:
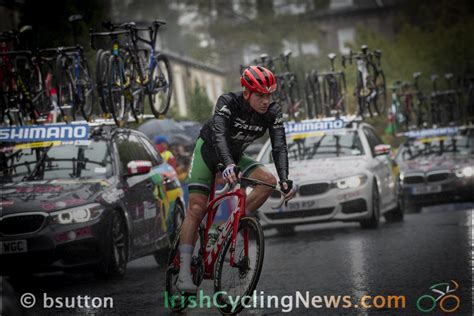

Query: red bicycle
[165,173,285,314]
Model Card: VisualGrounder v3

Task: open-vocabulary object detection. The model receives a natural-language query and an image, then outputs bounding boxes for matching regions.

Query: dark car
[0,124,185,276]
[395,126,474,212]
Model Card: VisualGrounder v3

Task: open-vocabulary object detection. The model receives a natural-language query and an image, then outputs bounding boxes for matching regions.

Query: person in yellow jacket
[154,135,177,171]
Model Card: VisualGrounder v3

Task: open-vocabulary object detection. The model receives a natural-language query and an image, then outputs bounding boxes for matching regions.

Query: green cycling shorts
[187,138,262,195]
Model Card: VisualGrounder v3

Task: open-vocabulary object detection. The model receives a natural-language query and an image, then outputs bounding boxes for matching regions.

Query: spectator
[154,135,177,171]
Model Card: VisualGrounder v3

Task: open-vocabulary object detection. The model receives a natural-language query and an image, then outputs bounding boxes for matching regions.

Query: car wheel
[99,210,129,277]
[385,182,405,222]
[276,225,296,235]
[153,203,185,267]
[360,181,380,229]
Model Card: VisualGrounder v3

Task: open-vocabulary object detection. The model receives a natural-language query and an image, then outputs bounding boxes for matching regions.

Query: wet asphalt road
[2,203,473,316]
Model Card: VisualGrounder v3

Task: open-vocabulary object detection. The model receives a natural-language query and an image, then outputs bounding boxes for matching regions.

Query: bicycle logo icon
[416,280,460,313]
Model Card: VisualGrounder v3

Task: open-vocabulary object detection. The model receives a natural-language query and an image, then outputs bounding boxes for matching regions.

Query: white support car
[256,117,402,232]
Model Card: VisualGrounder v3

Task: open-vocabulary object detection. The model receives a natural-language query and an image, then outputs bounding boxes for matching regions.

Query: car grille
[0,213,47,236]
[264,207,334,220]
[299,183,330,196]
[427,172,450,182]
[341,199,367,214]
[403,175,424,184]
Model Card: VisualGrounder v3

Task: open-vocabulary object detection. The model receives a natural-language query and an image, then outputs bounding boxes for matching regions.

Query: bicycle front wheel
[214,217,265,315]
[148,54,173,117]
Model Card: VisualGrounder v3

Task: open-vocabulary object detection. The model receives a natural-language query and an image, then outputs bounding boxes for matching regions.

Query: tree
[19,0,109,48]
[187,80,214,123]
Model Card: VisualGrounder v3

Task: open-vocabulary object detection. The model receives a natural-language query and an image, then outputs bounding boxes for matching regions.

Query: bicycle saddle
[413,72,421,78]
[282,50,292,58]
[328,53,337,60]
[68,15,83,22]
[19,25,32,33]
[431,74,439,81]
[153,20,167,26]
[119,22,136,29]
[444,73,453,80]
[360,44,368,53]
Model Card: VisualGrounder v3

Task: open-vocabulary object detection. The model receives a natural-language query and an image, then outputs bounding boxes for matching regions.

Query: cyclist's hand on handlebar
[222,164,241,186]
[280,180,296,201]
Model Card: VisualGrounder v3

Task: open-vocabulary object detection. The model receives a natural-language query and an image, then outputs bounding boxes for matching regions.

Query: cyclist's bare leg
[180,193,208,244]
[178,192,208,292]
[245,166,277,213]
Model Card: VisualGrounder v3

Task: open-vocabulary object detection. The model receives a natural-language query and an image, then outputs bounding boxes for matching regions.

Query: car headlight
[455,166,473,178]
[50,204,104,224]
[333,175,368,190]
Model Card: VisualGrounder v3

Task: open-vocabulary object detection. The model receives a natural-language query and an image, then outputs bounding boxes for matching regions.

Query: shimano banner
[404,127,459,139]
[0,124,90,142]
[285,119,345,134]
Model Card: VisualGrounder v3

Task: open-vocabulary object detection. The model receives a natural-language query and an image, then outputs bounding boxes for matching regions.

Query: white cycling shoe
[177,274,197,294]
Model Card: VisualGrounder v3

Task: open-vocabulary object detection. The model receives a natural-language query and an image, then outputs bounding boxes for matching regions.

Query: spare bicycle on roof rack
[0,25,56,126]
[90,19,173,127]
[305,52,347,119]
[389,72,430,132]
[342,45,387,118]
[429,73,464,127]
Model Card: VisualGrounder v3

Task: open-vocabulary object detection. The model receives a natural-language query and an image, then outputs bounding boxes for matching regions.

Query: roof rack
[396,122,474,138]
[4,114,157,128]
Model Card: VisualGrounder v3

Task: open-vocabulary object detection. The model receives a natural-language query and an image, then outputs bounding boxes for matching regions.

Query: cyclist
[177,65,295,292]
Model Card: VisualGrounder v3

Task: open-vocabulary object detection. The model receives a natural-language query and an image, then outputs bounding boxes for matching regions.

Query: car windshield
[260,130,364,163]
[0,140,113,183]
[397,132,474,161]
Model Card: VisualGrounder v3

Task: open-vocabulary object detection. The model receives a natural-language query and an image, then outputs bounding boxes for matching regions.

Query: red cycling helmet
[240,65,277,94]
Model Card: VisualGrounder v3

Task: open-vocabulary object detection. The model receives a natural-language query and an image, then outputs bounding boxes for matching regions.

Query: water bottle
[207,224,221,249]
[49,88,59,123]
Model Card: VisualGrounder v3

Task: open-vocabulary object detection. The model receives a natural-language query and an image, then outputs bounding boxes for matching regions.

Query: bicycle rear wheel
[56,57,75,122]
[165,224,205,312]
[148,54,173,117]
[129,51,147,123]
[304,74,315,118]
[356,71,369,118]
[372,69,387,115]
[77,59,95,121]
[214,217,265,315]
[96,50,110,116]
[108,56,128,126]
[29,65,50,120]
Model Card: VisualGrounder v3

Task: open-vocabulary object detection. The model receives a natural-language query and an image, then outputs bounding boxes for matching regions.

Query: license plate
[282,201,317,211]
[0,240,28,254]
[412,185,442,195]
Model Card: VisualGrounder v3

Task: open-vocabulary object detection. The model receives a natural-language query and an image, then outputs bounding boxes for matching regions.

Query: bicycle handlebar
[216,177,286,210]
[215,164,286,209]
[89,28,130,49]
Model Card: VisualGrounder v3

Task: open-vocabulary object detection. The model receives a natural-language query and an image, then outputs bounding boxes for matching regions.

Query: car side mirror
[126,160,152,176]
[374,144,391,156]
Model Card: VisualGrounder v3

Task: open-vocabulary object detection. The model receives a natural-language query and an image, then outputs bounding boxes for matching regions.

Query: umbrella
[137,119,185,140]
[180,121,203,141]
[168,133,193,146]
